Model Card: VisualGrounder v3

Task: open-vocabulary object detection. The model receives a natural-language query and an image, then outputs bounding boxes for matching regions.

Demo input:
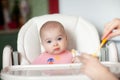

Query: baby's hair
[40,21,66,37]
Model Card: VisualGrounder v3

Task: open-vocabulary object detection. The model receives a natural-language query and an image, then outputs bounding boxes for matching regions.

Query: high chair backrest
[17,14,100,65]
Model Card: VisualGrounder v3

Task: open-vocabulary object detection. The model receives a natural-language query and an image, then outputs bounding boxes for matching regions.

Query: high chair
[1,14,120,80]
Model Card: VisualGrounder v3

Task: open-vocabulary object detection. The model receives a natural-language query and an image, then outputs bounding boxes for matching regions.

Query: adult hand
[102,18,120,40]
[79,53,118,80]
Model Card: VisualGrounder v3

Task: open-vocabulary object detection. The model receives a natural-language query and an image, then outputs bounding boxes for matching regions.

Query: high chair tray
[1,63,120,80]
[1,64,91,80]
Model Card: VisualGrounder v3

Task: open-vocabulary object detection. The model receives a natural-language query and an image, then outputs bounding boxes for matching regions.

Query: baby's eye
[47,40,51,43]
[57,37,62,41]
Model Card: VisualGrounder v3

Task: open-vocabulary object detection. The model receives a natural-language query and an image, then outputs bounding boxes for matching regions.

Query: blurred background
[0,0,51,31]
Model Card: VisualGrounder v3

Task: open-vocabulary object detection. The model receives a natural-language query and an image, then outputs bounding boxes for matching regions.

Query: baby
[32,21,79,64]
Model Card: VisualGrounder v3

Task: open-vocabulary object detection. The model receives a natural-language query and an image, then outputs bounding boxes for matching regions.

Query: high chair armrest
[106,41,118,62]
[100,41,119,62]
[2,45,13,68]
[12,51,20,65]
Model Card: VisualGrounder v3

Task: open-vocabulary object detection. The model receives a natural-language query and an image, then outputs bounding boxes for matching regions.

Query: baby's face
[41,27,67,55]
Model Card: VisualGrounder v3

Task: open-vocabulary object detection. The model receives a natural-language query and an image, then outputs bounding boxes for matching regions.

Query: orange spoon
[92,38,107,57]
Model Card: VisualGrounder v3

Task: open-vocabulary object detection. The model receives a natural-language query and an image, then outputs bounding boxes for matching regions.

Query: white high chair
[3,14,101,66]
[1,14,120,80]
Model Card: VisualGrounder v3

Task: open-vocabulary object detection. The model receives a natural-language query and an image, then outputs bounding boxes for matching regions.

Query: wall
[28,0,48,17]
[9,0,48,18]
[59,0,120,36]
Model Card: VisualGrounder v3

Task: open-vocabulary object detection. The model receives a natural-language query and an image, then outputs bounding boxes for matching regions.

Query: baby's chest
[45,54,73,64]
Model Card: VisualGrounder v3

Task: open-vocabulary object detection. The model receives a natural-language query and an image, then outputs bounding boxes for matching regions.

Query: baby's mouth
[54,48,60,51]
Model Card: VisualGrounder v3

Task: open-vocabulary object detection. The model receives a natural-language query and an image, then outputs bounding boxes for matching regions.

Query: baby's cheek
[48,47,53,52]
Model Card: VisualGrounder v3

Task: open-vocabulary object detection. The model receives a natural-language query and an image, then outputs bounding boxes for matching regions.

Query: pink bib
[32,50,73,64]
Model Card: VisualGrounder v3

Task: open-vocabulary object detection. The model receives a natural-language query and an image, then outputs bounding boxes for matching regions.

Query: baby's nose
[53,42,58,46]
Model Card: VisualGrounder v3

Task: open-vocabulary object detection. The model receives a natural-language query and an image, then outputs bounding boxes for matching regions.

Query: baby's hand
[72,56,81,63]
[71,49,81,63]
